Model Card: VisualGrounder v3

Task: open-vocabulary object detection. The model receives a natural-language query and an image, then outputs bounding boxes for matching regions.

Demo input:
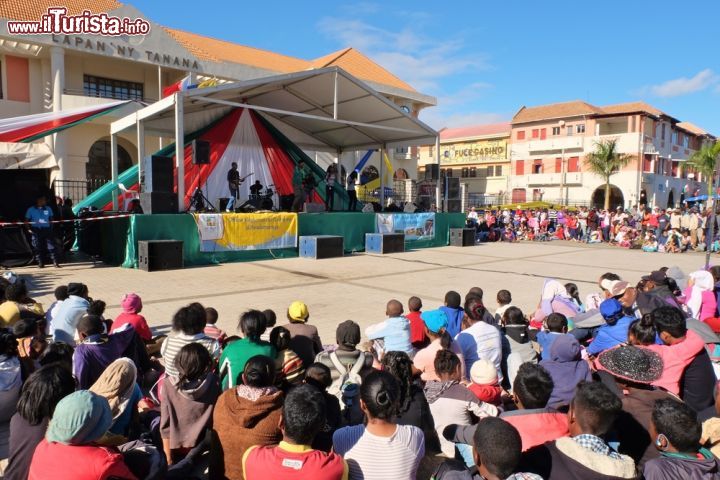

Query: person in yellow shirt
[0,282,44,327]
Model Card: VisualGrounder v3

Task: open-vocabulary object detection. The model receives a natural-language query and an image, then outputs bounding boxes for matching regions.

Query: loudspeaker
[365,233,405,254]
[217,197,230,211]
[144,155,174,193]
[138,240,183,272]
[299,235,344,259]
[450,228,475,247]
[425,164,439,181]
[279,195,294,211]
[445,177,460,199]
[446,199,462,213]
[193,140,210,165]
[140,192,178,214]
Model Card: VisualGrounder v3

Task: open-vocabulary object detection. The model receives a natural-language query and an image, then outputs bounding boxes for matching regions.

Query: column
[435,136,441,211]
[50,46,67,180]
[379,145,385,208]
[110,134,119,210]
[175,96,185,211]
[137,120,145,192]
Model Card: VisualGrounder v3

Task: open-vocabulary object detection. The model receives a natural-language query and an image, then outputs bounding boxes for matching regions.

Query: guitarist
[227,162,241,200]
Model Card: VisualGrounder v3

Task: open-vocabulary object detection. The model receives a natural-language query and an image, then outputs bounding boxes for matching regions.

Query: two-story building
[509,100,716,209]
[0,0,435,201]
[417,123,510,203]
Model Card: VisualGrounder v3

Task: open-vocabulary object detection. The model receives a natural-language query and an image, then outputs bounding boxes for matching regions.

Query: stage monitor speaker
[138,240,183,272]
[217,197,230,211]
[144,155,174,193]
[425,164,439,181]
[140,192,178,214]
[279,195,294,212]
[445,177,460,199]
[365,233,405,254]
[193,140,210,165]
[300,235,344,259]
[450,228,475,247]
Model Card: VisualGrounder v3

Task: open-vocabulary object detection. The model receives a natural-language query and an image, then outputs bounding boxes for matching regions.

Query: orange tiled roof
[441,122,510,140]
[0,0,122,21]
[512,100,603,124]
[164,28,311,73]
[677,122,712,136]
[310,48,416,92]
[600,101,665,117]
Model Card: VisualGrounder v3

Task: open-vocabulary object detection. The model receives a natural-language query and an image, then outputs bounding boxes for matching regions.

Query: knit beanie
[470,359,498,386]
[46,390,112,445]
[120,293,142,313]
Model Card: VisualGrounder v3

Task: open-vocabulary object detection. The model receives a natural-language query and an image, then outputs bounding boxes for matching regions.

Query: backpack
[328,351,366,425]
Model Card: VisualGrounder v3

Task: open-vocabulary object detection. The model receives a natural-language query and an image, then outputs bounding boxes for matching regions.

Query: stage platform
[98,212,466,268]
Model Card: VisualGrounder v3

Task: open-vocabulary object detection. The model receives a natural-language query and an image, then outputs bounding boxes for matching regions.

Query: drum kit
[249,185,275,210]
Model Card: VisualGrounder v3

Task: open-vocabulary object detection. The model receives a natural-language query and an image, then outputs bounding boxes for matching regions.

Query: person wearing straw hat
[596,344,676,469]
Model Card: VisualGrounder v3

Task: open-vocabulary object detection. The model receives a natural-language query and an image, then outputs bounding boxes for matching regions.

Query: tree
[686,141,720,267]
[585,139,633,210]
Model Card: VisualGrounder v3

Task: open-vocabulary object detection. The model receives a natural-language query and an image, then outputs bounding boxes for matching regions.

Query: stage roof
[111,67,438,151]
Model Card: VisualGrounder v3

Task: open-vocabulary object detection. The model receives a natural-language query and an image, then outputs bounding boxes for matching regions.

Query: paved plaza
[15,242,710,342]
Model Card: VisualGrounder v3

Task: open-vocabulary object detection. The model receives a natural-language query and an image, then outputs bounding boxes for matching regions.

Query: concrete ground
[15,241,710,343]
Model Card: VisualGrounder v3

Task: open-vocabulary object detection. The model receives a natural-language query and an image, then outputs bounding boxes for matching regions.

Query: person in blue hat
[412,309,466,382]
[586,298,636,356]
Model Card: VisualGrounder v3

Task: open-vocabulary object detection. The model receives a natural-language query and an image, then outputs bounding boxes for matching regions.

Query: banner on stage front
[376,213,435,241]
[194,213,298,251]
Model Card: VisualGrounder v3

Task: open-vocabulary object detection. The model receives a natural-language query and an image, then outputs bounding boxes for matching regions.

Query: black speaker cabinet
[425,164,439,181]
[450,228,475,247]
[138,240,183,272]
[299,235,344,259]
[445,177,460,199]
[217,197,230,211]
[446,199,462,213]
[140,192,178,214]
[366,233,405,254]
[193,140,210,165]
[144,155,174,193]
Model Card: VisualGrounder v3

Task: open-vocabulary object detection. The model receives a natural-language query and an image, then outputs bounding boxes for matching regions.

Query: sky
[135,0,720,134]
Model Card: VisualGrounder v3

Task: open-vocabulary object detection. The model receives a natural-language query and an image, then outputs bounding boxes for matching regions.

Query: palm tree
[686,141,720,267]
[585,139,633,210]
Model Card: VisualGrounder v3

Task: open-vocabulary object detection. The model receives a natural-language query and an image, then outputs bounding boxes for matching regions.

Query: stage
[97,212,466,268]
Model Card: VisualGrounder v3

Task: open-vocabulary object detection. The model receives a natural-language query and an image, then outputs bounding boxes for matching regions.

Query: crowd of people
[467,204,720,253]
[2,264,720,479]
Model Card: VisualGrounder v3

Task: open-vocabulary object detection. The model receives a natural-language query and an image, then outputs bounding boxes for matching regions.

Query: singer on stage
[227,162,240,200]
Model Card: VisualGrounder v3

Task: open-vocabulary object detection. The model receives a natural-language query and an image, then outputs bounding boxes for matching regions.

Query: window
[552,127,561,136]
[531,129,539,139]
[576,124,585,134]
[495,165,503,177]
[661,123,666,140]
[485,166,493,177]
[516,130,526,140]
[567,125,574,136]
[470,167,477,177]
[533,161,543,174]
[478,167,487,178]
[83,75,144,100]
[683,136,690,148]
[672,131,678,145]
[515,160,524,176]
[461,167,469,178]
[567,157,580,173]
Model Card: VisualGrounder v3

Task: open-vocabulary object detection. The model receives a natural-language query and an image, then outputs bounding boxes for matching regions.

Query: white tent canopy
[0,142,55,170]
[110,66,440,209]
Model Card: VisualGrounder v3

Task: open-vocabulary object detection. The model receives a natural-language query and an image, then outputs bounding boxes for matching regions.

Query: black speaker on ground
[366,233,405,254]
[425,164,439,181]
[144,155,174,193]
[140,192,178,214]
[450,228,475,247]
[299,235,344,259]
[138,240,183,272]
[445,177,460,199]
[193,140,210,165]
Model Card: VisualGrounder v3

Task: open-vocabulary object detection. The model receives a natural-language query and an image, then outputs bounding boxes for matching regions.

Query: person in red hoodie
[28,390,137,480]
[111,293,152,342]
[406,296,428,350]
[468,359,503,407]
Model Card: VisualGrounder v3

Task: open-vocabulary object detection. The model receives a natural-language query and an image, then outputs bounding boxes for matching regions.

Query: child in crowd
[111,293,152,342]
[536,313,569,361]
[87,300,111,334]
[303,363,342,453]
[406,296,428,350]
[270,326,305,390]
[161,342,220,465]
[161,303,221,380]
[495,290,513,324]
[564,283,584,312]
[44,285,68,327]
[365,299,414,359]
[260,309,277,342]
[203,307,227,345]
[468,359,503,407]
[585,298,635,357]
[219,309,275,389]
[440,291,465,337]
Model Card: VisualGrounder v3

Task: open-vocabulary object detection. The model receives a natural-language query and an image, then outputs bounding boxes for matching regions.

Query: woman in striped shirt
[160,303,220,379]
[333,370,424,480]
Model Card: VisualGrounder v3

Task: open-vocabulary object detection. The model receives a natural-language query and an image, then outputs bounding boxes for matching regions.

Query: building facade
[0,1,435,202]
[417,123,510,204]
[509,101,716,209]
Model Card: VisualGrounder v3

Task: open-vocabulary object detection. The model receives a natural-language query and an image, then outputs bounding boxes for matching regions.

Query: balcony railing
[63,89,157,104]
[515,172,583,187]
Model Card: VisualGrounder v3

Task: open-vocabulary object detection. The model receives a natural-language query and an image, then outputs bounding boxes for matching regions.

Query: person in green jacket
[219,310,276,389]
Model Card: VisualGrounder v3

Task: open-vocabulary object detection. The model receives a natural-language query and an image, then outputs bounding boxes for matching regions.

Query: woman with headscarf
[530,279,581,329]
[683,270,717,322]
[89,358,142,439]
[27,390,137,480]
[314,320,373,385]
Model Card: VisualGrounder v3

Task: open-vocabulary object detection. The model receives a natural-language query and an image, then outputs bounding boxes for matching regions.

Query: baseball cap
[641,270,667,284]
[608,280,629,297]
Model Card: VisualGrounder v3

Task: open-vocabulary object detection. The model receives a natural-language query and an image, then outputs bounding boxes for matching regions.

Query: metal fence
[52,179,108,205]
[466,193,592,209]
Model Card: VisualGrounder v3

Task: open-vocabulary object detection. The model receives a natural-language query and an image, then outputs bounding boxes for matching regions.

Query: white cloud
[316,17,489,92]
[639,69,718,97]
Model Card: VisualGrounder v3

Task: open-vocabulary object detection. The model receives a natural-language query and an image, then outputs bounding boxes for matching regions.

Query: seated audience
[314,320,373,384]
[44,285,68,327]
[441,291,466,337]
[541,335,592,409]
[468,359,503,407]
[501,306,537,387]
[333,370,425,480]
[50,282,89,345]
[0,282,44,327]
[260,309,276,343]
[89,357,142,438]
[303,363,342,453]
[365,299,414,357]
[413,309,465,382]
[161,303,220,380]
[407,296,429,349]
[203,307,227,345]
[243,384,347,480]
[269,326,305,389]
[455,296,502,381]
[219,309,275,389]
[586,298,635,356]
[536,312,569,361]
[495,289,514,324]
[111,293,152,342]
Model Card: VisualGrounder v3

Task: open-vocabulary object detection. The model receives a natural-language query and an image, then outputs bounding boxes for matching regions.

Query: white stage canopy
[0,142,55,169]
[110,66,440,209]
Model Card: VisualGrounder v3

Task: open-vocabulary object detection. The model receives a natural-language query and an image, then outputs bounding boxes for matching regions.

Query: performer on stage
[347,171,358,212]
[292,161,307,212]
[325,164,337,211]
[249,180,263,197]
[25,194,60,268]
[227,162,240,200]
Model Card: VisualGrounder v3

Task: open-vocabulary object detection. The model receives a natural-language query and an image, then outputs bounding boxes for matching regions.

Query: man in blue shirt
[25,194,59,268]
